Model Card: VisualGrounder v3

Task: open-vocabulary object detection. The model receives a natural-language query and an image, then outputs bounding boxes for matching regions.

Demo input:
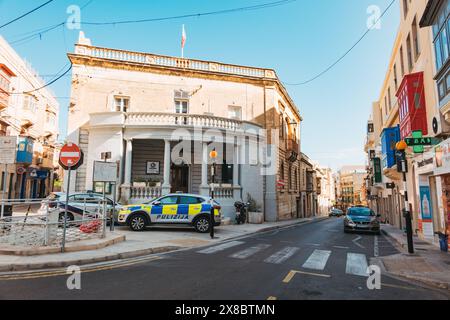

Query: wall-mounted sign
[146,161,160,175]
[373,158,382,183]
[0,136,17,164]
[93,161,118,182]
[386,183,395,189]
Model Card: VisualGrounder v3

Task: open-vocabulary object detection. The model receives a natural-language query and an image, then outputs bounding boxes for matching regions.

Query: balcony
[89,112,262,132]
[397,72,428,139]
[286,138,299,162]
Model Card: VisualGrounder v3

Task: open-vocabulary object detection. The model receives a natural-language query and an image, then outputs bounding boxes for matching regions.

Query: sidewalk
[380,224,450,291]
[0,216,328,273]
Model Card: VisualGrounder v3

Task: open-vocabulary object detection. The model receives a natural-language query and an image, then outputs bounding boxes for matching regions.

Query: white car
[38,192,122,222]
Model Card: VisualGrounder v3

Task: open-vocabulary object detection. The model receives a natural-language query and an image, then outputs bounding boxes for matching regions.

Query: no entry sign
[59,142,83,170]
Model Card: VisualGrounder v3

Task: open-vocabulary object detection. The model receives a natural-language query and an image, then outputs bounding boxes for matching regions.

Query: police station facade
[66,34,303,221]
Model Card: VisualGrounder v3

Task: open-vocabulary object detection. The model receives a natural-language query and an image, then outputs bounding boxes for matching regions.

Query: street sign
[93,161,118,182]
[59,142,82,169]
[16,166,26,175]
[405,137,433,147]
[0,136,17,164]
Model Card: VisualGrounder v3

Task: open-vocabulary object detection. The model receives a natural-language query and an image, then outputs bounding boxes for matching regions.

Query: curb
[0,246,181,273]
[381,230,450,292]
[0,216,329,273]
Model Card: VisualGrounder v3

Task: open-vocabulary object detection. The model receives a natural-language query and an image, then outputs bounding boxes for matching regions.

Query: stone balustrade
[75,44,276,79]
[126,112,242,131]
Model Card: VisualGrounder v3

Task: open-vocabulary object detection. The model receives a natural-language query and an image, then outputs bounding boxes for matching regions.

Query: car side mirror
[153,201,161,206]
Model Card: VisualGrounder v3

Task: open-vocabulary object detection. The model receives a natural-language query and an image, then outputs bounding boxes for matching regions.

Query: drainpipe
[263,83,267,222]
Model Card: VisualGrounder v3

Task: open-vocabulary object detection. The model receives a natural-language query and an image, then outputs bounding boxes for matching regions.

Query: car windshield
[347,207,375,216]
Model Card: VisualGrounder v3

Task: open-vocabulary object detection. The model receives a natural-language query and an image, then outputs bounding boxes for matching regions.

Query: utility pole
[396,141,414,254]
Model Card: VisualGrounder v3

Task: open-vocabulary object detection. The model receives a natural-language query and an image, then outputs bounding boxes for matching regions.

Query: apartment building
[0,36,59,200]
[66,33,303,221]
[315,166,336,216]
[335,166,366,212]
[365,0,449,243]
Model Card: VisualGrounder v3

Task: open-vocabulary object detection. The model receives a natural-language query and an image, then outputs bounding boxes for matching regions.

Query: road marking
[264,247,299,264]
[302,250,331,271]
[333,246,349,250]
[381,283,419,291]
[306,243,321,247]
[374,235,379,257]
[197,241,244,254]
[283,270,331,283]
[230,244,271,259]
[0,256,162,281]
[352,236,365,249]
[267,296,278,300]
[283,270,297,283]
[346,253,369,277]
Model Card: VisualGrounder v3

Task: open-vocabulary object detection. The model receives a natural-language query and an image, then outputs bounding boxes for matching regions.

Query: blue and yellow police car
[118,194,222,233]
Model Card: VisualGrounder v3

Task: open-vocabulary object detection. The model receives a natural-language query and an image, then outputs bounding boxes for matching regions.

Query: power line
[283,0,396,86]
[7,0,296,46]
[82,0,297,26]
[0,0,56,30]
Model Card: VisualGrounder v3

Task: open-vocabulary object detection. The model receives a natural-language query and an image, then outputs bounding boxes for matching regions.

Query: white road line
[302,250,331,271]
[264,247,299,264]
[230,244,271,259]
[352,236,365,249]
[345,253,369,277]
[333,246,349,250]
[374,235,379,257]
[197,241,245,254]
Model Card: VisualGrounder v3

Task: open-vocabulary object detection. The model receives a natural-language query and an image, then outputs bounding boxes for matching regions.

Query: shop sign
[372,158,382,183]
[419,185,434,239]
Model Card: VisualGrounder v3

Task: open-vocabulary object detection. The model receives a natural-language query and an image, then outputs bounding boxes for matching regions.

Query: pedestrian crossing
[198,242,371,277]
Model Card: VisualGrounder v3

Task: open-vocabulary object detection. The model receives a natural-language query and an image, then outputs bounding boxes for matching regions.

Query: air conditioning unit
[432,113,450,137]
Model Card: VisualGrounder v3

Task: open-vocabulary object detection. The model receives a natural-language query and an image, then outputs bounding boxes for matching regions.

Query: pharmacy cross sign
[404,131,439,154]
[59,142,82,169]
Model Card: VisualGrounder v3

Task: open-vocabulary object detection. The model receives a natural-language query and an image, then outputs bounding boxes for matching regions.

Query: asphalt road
[0,218,449,300]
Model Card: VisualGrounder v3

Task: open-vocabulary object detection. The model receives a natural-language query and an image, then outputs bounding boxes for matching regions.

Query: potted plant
[246,193,263,224]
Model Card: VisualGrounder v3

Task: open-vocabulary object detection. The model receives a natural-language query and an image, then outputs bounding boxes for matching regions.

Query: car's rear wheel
[58,212,74,223]
[194,216,211,233]
[129,214,147,232]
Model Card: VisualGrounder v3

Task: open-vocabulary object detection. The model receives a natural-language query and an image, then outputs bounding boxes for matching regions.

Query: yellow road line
[0,256,161,281]
[283,270,331,284]
[283,270,297,283]
[381,283,419,291]
[267,296,277,300]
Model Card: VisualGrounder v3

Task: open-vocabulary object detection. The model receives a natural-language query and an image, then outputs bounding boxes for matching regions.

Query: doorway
[171,164,189,193]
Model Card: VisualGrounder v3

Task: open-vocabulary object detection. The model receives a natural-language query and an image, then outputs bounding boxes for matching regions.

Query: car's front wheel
[129,214,147,232]
[194,216,211,233]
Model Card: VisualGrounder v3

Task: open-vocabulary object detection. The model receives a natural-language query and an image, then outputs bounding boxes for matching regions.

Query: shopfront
[433,138,450,246]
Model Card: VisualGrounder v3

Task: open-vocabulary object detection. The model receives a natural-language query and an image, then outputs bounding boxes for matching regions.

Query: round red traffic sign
[59,143,82,168]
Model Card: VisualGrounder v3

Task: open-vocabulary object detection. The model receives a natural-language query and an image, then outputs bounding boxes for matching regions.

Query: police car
[118,194,222,233]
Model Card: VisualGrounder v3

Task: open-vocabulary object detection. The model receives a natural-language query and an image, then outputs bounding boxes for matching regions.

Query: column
[233,143,242,200]
[162,139,171,195]
[121,139,133,203]
[199,142,210,196]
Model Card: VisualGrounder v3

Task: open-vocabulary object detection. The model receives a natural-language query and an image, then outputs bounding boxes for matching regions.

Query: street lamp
[396,140,414,254]
[209,149,218,239]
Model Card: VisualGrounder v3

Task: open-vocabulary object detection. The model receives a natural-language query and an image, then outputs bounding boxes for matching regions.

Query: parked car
[344,206,381,235]
[118,193,222,233]
[329,208,344,217]
[38,192,122,223]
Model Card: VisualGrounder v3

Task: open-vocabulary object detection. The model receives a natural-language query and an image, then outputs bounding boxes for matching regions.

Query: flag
[181,24,187,49]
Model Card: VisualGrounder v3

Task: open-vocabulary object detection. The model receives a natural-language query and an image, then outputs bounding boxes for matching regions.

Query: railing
[214,186,234,199]
[126,112,242,131]
[0,199,107,248]
[75,45,275,79]
[130,186,162,201]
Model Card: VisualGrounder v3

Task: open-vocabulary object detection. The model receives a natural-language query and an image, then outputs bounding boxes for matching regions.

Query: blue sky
[0,0,400,170]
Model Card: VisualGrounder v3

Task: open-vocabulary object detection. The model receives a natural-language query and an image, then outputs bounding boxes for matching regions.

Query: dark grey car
[344,206,381,235]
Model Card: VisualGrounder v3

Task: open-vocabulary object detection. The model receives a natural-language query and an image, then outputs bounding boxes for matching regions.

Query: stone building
[66,33,303,221]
